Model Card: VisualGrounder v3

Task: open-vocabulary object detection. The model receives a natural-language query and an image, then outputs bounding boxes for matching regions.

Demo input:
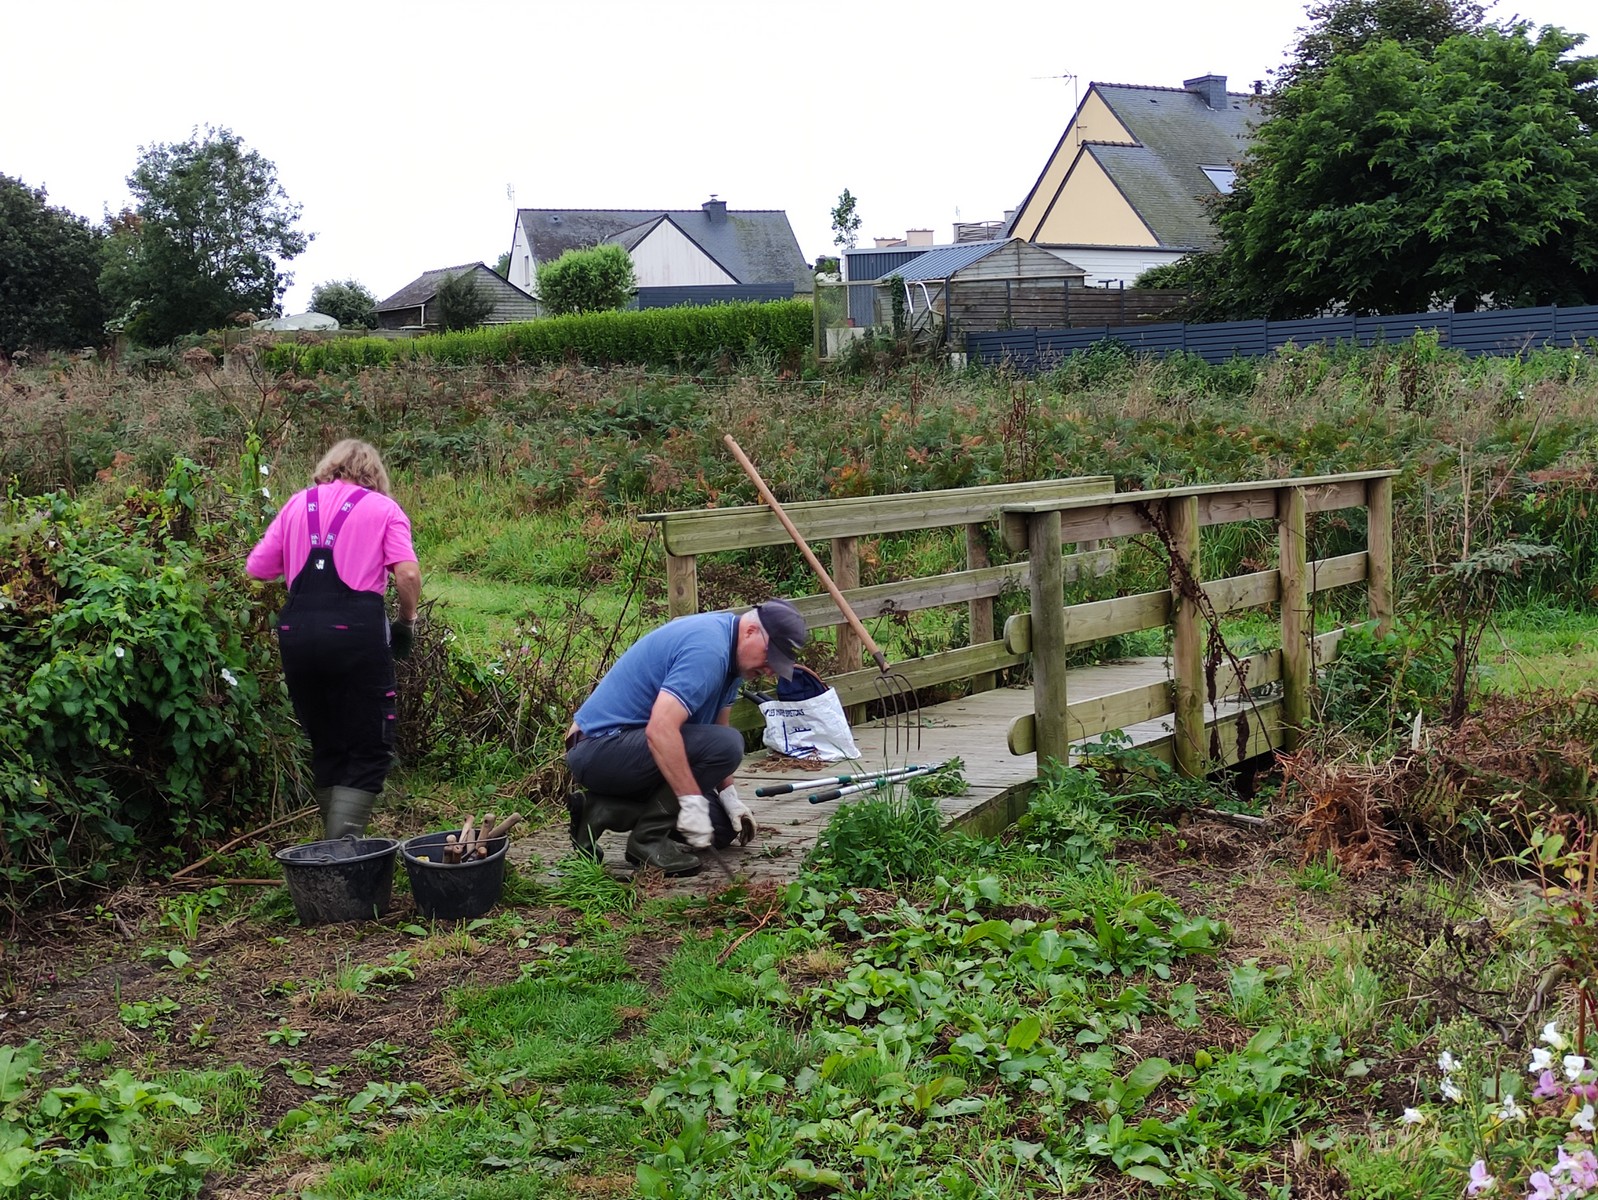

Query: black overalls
[275,486,398,795]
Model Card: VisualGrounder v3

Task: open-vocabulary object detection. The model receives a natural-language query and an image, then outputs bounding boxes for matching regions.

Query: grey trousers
[566,724,745,845]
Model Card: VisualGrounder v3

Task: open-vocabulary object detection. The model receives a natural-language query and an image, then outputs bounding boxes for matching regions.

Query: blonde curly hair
[312,439,391,496]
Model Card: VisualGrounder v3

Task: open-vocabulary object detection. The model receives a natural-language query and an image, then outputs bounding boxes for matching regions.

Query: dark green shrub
[1316,622,1453,743]
[0,464,299,910]
[435,270,496,331]
[535,244,635,316]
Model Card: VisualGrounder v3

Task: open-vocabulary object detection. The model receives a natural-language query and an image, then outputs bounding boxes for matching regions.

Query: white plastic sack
[758,685,861,762]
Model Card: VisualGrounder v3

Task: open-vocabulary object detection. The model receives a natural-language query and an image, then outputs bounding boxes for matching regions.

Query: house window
[1200,166,1236,193]
[522,254,531,286]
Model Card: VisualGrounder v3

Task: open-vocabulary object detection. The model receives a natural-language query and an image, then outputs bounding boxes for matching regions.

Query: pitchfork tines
[870,653,921,757]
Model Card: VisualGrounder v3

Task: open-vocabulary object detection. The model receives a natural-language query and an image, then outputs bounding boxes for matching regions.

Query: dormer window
[1200,166,1236,193]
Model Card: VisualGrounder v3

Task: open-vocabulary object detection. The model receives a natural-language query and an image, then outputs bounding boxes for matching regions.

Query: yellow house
[1009,74,1261,286]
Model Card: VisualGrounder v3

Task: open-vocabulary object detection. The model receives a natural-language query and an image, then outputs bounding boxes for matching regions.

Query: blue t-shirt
[574,612,743,735]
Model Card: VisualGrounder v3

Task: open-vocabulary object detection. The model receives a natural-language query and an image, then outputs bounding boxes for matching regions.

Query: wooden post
[832,535,865,724]
[1366,475,1394,638]
[1027,511,1069,770]
[1279,486,1310,749]
[666,553,698,619]
[966,523,996,694]
[1167,495,1204,778]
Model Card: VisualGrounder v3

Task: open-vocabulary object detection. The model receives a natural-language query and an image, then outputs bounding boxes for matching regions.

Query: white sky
[5,0,1592,315]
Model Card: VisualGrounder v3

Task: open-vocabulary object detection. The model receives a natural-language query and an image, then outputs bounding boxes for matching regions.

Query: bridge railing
[642,476,1116,729]
[999,470,1397,775]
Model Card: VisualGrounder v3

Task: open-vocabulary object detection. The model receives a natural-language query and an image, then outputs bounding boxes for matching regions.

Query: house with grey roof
[1007,74,1262,286]
[506,198,811,306]
[374,262,538,331]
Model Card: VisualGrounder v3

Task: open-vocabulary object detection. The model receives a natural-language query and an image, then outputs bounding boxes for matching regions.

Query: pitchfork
[723,435,922,758]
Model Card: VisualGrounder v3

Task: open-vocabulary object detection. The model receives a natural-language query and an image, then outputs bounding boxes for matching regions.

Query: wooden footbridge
[518,470,1396,884]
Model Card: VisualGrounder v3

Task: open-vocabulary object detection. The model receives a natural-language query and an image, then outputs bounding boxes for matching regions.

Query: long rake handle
[723,434,891,673]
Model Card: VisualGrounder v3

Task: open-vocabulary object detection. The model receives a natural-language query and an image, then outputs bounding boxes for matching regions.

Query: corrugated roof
[888,240,1008,282]
[515,206,811,290]
[880,239,1087,283]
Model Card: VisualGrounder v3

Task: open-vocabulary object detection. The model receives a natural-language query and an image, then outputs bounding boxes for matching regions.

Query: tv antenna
[506,183,516,206]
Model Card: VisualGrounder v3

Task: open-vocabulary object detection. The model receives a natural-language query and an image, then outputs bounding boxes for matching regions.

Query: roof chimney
[906,228,934,247]
[1183,74,1228,109]
[702,194,727,221]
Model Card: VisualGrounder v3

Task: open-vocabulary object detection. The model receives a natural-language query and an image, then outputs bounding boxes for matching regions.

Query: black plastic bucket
[274,837,399,925]
[401,830,508,920]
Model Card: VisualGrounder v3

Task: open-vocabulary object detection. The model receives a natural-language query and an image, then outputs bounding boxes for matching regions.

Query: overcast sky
[6,0,1593,315]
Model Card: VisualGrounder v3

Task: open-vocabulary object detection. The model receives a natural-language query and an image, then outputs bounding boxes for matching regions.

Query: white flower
[1438,1051,1458,1074]
[261,487,271,498]
[1574,1104,1596,1133]
[113,646,125,659]
[1401,1107,1426,1124]
[1497,1094,1524,1121]
[220,668,238,687]
[1442,1079,1464,1103]
[1543,1022,1568,1051]
[259,463,270,476]
[1565,1054,1588,1081]
[1531,1048,1554,1072]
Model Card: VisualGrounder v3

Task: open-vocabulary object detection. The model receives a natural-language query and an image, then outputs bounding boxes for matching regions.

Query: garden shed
[872,238,1089,335]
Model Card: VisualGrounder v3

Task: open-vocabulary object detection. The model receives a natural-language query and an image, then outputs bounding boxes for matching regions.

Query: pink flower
[1533,1070,1565,1100]
[1466,1160,1495,1195]
[1526,1170,1557,1200]
[1555,1147,1598,1190]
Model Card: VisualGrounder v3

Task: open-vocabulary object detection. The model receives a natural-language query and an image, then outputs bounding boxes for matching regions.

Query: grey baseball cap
[755,598,807,681]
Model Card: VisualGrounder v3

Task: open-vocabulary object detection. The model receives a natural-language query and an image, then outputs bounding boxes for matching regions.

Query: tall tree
[1278,0,1486,91]
[0,176,108,353]
[100,126,309,345]
[309,279,378,329]
[831,189,861,251]
[1207,22,1598,316]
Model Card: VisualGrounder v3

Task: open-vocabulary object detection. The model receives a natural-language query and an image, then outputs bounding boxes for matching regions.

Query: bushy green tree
[534,244,636,316]
[493,251,511,278]
[0,175,108,353]
[99,126,309,345]
[1200,21,1598,317]
[435,269,496,330]
[308,278,377,329]
[1277,0,1486,90]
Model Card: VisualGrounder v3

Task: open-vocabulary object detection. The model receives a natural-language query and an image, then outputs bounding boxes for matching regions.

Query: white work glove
[676,793,714,849]
[718,784,757,846]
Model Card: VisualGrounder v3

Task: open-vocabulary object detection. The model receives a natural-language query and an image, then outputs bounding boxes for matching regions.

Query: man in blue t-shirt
[564,599,808,876]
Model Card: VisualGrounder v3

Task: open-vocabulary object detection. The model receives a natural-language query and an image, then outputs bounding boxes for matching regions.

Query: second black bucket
[274,837,399,925]
[401,830,508,920]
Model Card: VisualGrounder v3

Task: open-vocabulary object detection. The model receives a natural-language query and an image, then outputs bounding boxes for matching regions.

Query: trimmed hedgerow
[262,299,812,376]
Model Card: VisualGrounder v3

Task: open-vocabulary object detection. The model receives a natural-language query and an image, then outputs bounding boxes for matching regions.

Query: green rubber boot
[567,791,642,862]
[325,787,377,840]
[315,787,335,828]
[624,791,701,878]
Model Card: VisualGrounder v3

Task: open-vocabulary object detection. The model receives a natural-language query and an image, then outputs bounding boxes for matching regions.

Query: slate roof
[1012,82,1262,252]
[375,262,537,321]
[515,206,811,290]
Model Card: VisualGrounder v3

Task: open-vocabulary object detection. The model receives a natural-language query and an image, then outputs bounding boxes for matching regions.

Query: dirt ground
[1,812,1410,1196]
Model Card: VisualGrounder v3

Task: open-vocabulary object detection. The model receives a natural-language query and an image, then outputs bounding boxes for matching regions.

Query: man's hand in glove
[676,793,714,849]
[390,619,416,661]
[717,784,757,846]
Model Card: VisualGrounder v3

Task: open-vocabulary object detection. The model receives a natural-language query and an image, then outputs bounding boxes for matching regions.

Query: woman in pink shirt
[247,439,421,840]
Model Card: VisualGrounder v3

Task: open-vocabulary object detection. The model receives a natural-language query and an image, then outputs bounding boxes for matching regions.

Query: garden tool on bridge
[722,434,922,758]
[755,761,950,798]
[806,762,943,805]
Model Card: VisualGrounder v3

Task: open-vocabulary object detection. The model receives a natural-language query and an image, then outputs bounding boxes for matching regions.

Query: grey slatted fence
[968,303,1598,371]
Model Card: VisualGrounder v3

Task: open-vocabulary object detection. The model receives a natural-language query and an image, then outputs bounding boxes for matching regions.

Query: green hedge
[261,299,813,375]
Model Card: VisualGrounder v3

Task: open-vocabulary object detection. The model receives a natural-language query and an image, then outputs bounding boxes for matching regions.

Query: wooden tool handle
[486,812,523,840]
[722,434,890,672]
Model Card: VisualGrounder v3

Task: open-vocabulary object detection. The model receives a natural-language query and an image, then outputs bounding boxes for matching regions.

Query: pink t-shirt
[246,480,417,594]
